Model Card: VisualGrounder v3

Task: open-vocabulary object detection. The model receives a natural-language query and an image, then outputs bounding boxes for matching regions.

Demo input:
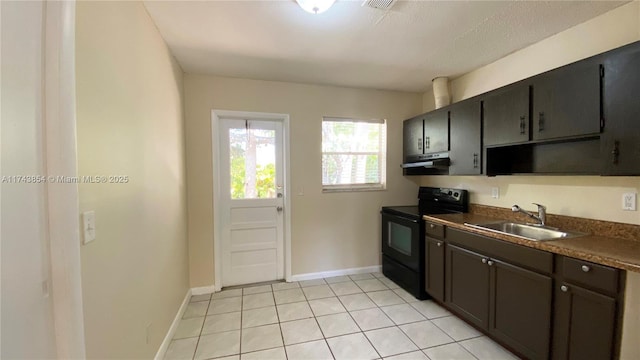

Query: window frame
[321,116,387,193]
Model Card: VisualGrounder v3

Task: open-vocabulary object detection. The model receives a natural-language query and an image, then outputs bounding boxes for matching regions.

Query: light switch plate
[82,210,96,244]
[622,193,637,211]
[491,187,500,199]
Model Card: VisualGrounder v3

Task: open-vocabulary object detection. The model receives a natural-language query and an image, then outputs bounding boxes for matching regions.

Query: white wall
[75,1,189,358]
[420,2,640,358]
[0,1,57,357]
[184,75,422,287]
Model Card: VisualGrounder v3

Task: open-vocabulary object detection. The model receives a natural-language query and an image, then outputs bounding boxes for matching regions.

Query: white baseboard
[290,265,382,282]
[191,285,216,295]
[154,289,191,360]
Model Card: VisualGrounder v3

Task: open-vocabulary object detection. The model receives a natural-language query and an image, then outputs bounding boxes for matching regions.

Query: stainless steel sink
[464,221,586,241]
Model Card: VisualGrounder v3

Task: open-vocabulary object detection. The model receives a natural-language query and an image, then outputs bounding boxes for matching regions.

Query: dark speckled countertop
[423,208,640,273]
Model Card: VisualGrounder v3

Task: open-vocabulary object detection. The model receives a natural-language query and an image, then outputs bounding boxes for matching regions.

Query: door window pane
[229,127,276,199]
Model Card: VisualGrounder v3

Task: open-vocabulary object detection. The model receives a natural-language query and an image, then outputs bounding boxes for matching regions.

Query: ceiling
[144,0,627,93]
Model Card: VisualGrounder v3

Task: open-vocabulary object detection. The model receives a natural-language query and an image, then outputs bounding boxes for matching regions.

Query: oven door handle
[382,213,419,223]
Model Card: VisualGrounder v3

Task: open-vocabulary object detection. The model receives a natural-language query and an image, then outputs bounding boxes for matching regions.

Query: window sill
[322,186,387,193]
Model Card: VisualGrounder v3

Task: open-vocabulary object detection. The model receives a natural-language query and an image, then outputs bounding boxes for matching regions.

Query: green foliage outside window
[230,129,276,199]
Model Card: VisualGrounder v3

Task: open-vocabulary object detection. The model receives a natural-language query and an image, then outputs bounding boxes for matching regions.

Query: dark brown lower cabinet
[446,244,553,360]
[491,260,552,360]
[552,282,617,360]
[425,237,445,302]
[446,245,490,330]
[435,227,623,360]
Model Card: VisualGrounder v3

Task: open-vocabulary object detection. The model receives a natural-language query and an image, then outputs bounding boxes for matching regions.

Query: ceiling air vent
[362,0,397,10]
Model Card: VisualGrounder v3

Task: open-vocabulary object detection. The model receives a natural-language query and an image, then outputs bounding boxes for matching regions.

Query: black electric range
[381,187,468,299]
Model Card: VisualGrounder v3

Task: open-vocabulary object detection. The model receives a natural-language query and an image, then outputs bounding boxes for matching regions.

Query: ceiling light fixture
[296,0,336,14]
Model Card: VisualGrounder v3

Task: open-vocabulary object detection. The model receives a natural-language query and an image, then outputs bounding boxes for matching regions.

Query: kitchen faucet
[512,203,546,226]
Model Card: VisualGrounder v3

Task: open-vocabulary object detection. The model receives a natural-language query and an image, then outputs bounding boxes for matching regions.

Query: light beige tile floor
[164,273,521,360]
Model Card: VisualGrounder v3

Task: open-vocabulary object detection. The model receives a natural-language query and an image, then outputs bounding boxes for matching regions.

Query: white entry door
[219,118,285,287]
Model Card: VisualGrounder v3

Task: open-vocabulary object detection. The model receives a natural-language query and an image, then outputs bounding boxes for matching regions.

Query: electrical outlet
[622,193,637,211]
[491,187,500,199]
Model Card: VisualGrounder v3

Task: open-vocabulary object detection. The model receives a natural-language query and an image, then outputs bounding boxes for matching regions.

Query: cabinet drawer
[560,257,619,295]
[425,221,445,239]
[447,228,553,274]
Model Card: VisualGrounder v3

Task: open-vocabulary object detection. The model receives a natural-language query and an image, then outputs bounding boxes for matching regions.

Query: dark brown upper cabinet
[402,40,640,177]
[484,58,601,147]
[402,108,449,162]
[601,42,640,175]
[449,100,482,175]
[483,85,530,146]
[532,58,602,141]
[423,109,449,154]
[403,116,424,160]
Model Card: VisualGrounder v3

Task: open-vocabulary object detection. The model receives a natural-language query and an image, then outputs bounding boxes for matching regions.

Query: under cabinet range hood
[401,152,450,175]
[400,159,450,168]
[401,151,450,169]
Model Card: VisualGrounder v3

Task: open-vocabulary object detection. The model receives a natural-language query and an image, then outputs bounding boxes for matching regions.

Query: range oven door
[381,212,420,272]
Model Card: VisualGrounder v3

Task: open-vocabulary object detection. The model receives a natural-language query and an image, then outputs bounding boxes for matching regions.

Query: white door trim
[43,1,86,357]
[211,110,292,291]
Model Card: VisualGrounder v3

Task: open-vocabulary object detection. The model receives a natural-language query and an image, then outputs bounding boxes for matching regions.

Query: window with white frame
[321,117,387,191]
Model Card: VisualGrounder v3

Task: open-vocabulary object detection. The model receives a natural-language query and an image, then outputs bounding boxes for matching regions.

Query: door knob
[487,260,494,266]
[560,285,569,292]
[481,258,487,264]
[437,242,442,247]
[581,265,591,272]
[276,206,283,212]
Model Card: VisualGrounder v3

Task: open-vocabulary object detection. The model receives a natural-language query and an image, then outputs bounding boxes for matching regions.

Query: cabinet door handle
[436,242,443,247]
[612,141,620,165]
[418,138,422,150]
[473,153,479,168]
[538,112,545,132]
[519,116,525,135]
[481,258,487,264]
[487,260,494,266]
[425,137,430,149]
[581,265,591,272]
[560,285,569,292]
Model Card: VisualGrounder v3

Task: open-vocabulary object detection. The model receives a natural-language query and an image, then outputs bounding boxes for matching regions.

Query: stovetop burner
[382,187,468,218]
